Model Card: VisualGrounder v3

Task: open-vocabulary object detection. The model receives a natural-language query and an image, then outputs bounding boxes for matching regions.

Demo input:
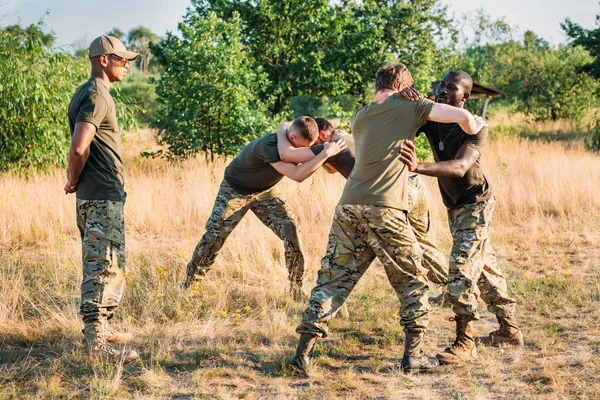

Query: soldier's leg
[474,198,517,316]
[361,205,438,371]
[363,206,431,333]
[475,198,523,346]
[296,205,375,338]
[185,181,249,285]
[447,203,487,321]
[250,189,305,294]
[78,200,126,341]
[407,176,448,285]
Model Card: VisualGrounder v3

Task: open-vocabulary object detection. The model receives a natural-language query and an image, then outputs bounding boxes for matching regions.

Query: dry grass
[1,122,600,399]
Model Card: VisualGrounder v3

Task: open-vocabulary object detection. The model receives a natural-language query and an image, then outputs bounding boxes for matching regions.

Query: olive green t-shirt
[418,121,492,208]
[310,133,355,178]
[339,95,434,210]
[224,134,283,194]
[68,78,125,201]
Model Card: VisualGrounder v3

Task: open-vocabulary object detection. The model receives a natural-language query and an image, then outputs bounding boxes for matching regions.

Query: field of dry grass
[1,117,600,399]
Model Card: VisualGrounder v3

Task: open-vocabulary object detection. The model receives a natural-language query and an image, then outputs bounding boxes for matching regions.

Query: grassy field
[1,117,600,399]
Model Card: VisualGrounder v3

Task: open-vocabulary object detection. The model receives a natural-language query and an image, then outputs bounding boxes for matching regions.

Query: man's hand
[400,140,419,172]
[323,138,348,157]
[330,129,348,141]
[473,115,487,133]
[399,87,423,102]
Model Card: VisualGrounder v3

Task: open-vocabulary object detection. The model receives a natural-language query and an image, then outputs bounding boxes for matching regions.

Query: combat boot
[436,315,479,365]
[400,331,439,373]
[84,320,139,363]
[479,314,524,346]
[104,322,134,344]
[289,333,317,373]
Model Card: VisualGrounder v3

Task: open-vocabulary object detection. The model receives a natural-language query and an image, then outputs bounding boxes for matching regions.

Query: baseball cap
[88,35,139,60]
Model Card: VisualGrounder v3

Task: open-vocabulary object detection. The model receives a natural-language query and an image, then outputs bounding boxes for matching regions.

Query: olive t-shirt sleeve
[75,93,108,130]
[464,126,488,152]
[413,98,435,128]
[256,136,281,163]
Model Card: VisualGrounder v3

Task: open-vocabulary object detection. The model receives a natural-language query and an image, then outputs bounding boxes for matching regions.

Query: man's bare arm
[428,103,486,135]
[271,141,346,182]
[400,140,479,178]
[276,122,317,163]
[64,122,96,194]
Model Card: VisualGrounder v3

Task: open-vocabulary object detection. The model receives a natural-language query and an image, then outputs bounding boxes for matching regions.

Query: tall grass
[1,125,600,398]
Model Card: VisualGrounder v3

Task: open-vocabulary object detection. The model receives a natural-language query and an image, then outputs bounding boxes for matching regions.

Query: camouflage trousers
[297,204,431,337]
[447,196,516,319]
[186,180,304,285]
[407,174,448,285]
[76,199,126,339]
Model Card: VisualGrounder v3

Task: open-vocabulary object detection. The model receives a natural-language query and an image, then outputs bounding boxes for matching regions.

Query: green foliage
[455,27,599,122]
[562,14,600,79]
[150,11,273,160]
[0,24,87,173]
[585,118,600,153]
[118,74,157,126]
[189,0,454,113]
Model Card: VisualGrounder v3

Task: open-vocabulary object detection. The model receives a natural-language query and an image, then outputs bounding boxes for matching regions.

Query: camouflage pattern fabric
[297,204,431,337]
[186,180,304,285]
[407,174,448,285]
[447,196,516,319]
[76,199,126,342]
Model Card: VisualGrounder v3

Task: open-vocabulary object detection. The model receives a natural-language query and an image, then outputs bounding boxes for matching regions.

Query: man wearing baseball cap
[65,35,138,361]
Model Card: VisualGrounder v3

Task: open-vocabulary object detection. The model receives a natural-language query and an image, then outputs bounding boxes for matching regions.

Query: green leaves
[0,24,140,174]
[0,26,86,174]
[151,11,273,160]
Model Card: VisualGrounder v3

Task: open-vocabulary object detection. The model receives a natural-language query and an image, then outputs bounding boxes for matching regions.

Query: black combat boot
[400,331,439,372]
[289,333,318,373]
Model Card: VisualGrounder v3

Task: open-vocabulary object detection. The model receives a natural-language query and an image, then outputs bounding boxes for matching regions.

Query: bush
[0,24,139,173]
[0,25,88,173]
[586,118,600,152]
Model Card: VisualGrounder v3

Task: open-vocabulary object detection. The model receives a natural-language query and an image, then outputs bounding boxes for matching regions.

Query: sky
[1,0,598,49]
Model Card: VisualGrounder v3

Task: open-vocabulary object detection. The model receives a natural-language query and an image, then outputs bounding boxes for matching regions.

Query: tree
[324,0,455,103]
[128,26,159,75]
[187,0,454,113]
[455,29,598,121]
[107,27,127,44]
[150,11,272,160]
[562,14,600,79]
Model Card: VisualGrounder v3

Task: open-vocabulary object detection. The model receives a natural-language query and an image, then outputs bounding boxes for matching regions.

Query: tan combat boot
[401,331,439,373]
[104,322,134,344]
[288,333,318,373]
[479,314,524,346]
[84,320,139,363]
[436,315,479,365]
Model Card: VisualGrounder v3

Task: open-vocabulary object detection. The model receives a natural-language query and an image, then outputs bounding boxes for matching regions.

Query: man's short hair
[375,63,415,92]
[313,117,334,134]
[446,70,473,94]
[289,116,319,141]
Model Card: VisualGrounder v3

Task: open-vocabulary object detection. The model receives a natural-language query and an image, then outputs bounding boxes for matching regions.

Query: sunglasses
[108,54,128,67]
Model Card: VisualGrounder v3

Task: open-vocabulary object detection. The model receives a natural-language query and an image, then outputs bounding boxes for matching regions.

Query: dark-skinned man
[183,117,346,301]
[65,35,139,361]
[289,63,487,374]
[400,70,524,367]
